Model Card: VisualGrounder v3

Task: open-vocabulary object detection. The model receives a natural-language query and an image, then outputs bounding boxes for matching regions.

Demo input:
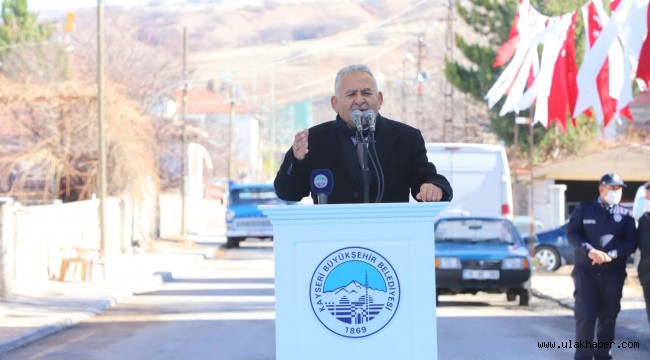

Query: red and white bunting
[486,0,649,130]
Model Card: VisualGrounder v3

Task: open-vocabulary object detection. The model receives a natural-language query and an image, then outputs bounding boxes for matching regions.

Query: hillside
[67,0,490,144]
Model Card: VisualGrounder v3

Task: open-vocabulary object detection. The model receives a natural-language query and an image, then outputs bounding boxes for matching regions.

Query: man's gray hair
[334,64,378,96]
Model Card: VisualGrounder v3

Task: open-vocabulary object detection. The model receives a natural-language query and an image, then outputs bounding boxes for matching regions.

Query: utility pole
[415,33,425,131]
[97,0,107,261]
[270,62,276,181]
[401,58,408,120]
[442,0,455,142]
[180,27,187,237]
[228,85,235,181]
[514,117,520,154]
[528,116,536,256]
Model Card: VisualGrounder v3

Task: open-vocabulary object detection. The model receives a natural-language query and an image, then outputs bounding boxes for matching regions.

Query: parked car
[535,221,638,271]
[512,216,544,237]
[434,216,534,306]
[225,183,295,248]
[534,223,572,272]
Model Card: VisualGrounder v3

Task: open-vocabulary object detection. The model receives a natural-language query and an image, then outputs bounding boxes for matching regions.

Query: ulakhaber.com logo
[309,246,400,338]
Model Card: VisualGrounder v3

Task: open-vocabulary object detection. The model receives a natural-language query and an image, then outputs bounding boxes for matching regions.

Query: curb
[532,288,650,345]
[531,288,574,310]
[0,297,118,355]
[0,272,166,356]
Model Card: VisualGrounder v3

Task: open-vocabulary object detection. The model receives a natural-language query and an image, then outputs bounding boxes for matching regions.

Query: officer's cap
[600,173,626,187]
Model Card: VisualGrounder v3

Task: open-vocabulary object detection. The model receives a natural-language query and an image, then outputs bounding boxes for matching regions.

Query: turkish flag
[636,5,650,87]
[493,1,522,68]
[547,12,579,132]
[585,2,617,127]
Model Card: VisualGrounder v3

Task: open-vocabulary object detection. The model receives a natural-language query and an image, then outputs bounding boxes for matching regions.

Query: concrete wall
[159,193,225,238]
[530,179,568,231]
[512,179,568,232]
[0,198,17,296]
[0,197,151,296]
[0,192,222,297]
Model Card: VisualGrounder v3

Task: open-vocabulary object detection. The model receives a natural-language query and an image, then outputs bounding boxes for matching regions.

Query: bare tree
[0,78,159,203]
[66,9,191,189]
[68,8,182,110]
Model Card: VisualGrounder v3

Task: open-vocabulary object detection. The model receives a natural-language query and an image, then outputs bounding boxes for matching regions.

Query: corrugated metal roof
[533,143,650,182]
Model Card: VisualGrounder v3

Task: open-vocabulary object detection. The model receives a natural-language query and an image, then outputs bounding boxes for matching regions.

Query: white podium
[260,202,448,360]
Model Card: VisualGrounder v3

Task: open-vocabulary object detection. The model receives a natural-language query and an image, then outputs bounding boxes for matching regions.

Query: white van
[632,183,648,221]
[422,143,514,219]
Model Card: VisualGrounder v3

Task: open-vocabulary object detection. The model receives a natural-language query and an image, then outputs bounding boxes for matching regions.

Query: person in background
[567,173,638,360]
[637,181,650,325]
[273,63,452,204]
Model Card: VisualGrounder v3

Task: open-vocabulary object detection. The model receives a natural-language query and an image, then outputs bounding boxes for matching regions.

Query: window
[435,219,518,244]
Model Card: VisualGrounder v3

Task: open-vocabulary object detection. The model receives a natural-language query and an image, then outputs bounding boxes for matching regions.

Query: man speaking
[273,64,452,204]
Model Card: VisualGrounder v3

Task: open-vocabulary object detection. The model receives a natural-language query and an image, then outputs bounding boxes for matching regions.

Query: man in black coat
[274,64,452,204]
[567,173,638,360]
[637,182,650,325]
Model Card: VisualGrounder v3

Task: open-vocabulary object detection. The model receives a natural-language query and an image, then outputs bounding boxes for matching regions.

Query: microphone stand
[360,132,370,204]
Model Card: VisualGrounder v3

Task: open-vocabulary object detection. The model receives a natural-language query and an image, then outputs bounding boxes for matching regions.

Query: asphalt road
[1,238,648,360]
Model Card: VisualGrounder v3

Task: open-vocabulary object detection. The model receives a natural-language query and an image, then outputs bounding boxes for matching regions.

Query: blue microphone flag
[310,169,334,195]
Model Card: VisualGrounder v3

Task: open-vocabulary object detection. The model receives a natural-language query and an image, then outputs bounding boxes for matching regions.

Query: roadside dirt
[551,264,644,296]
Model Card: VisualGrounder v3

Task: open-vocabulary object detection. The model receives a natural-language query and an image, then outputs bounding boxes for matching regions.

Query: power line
[0,40,53,50]
[186,0,433,84]
[183,37,411,106]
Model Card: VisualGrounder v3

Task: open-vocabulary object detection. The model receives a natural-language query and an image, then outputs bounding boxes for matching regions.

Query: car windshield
[435,218,518,244]
[230,187,280,205]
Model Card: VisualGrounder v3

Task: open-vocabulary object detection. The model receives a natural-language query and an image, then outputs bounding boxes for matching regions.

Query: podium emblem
[310,246,401,338]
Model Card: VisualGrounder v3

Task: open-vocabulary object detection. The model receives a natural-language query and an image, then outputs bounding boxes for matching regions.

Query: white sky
[28,0,183,12]
[28,0,319,12]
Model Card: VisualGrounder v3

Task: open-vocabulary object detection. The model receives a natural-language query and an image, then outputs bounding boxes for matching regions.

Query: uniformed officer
[567,173,638,360]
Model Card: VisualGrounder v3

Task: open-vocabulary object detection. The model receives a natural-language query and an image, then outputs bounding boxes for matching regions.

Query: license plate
[462,269,500,280]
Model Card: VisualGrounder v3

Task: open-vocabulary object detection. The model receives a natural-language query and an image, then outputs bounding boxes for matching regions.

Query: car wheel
[519,288,531,306]
[226,237,243,248]
[535,245,561,271]
[506,291,517,302]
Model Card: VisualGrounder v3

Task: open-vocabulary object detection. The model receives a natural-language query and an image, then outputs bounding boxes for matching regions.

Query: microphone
[351,110,363,132]
[310,169,334,204]
[363,110,376,132]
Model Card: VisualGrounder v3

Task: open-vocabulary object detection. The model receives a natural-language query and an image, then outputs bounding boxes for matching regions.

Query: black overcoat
[274,114,453,204]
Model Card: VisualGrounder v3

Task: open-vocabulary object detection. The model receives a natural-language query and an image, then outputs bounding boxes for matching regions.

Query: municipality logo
[309,247,400,338]
[313,174,329,189]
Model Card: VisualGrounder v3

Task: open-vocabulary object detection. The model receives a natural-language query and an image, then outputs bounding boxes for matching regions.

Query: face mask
[645,199,650,213]
[604,189,622,205]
